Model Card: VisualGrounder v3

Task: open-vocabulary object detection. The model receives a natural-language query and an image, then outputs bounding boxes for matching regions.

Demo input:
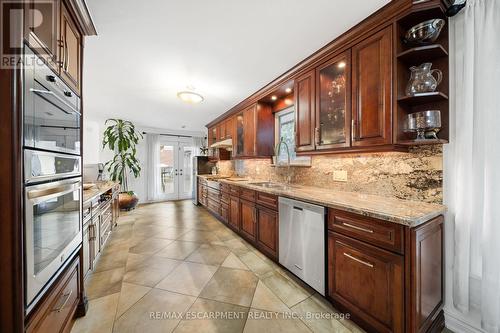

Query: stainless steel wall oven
[23,47,83,312]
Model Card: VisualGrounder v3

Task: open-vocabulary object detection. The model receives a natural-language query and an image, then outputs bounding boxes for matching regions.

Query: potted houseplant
[102,119,143,210]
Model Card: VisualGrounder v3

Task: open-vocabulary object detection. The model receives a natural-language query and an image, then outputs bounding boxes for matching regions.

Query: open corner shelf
[398,92,448,105]
[397,44,448,64]
[397,138,448,146]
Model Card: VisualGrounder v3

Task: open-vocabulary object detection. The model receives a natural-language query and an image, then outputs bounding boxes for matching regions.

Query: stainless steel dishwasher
[279,197,326,295]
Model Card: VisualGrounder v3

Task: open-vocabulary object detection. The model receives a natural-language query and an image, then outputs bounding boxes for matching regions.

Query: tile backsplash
[217,146,443,204]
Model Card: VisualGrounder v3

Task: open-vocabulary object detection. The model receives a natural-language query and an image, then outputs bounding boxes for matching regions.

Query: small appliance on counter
[406,110,442,140]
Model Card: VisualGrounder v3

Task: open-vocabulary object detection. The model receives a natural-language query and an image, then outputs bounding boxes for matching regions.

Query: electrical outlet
[333,170,348,182]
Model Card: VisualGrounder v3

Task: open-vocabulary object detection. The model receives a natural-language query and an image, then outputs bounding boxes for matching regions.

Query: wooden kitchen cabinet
[229,196,240,231]
[243,105,256,156]
[327,208,444,333]
[217,122,226,141]
[25,256,81,333]
[351,26,392,147]
[316,50,351,150]
[294,70,316,152]
[60,2,82,95]
[256,205,279,260]
[233,103,274,158]
[24,0,61,71]
[240,199,257,241]
[328,231,404,333]
[225,117,234,139]
[24,0,82,95]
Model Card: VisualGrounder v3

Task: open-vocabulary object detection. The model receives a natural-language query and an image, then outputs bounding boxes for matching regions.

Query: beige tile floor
[71,200,367,333]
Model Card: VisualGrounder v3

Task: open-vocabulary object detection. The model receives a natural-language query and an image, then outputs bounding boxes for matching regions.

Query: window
[275,107,311,166]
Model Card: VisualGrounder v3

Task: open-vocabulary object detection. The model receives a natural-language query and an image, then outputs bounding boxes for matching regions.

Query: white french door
[158,140,196,201]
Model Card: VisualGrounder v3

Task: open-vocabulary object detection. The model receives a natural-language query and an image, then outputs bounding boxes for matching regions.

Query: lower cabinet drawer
[207,199,220,215]
[328,208,404,254]
[27,256,80,333]
[328,232,404,333]
[256,191,278,210]
[220,192,230,205]
[240,188,256,202]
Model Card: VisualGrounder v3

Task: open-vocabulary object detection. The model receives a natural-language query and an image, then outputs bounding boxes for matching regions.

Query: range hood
[210,138,233,150]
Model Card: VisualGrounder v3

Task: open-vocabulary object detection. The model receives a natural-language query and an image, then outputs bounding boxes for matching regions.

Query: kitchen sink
[248,182,292,191]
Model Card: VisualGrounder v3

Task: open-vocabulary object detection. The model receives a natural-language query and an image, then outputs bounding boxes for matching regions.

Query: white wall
[83,116,205,203]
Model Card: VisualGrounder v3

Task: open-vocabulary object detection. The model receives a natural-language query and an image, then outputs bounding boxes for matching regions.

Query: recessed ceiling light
[181,125,186,128]
[177,91,204,104]
[338,61,346,69]
[271,95,278,101]
[285,88,292,93]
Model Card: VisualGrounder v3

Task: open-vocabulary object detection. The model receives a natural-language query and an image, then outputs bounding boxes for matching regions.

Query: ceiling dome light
[177,91,204,104]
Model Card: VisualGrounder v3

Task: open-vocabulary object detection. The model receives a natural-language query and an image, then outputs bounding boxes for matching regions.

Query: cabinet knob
[46,75,57,82]
[64,91,73,97]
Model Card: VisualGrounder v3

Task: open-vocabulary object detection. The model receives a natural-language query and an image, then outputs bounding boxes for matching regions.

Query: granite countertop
[198,175,445,227]
[83,181,119,203]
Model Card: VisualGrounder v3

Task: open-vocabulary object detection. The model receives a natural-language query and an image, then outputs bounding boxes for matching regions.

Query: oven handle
[30,88,81,116]
[27,180,81,204]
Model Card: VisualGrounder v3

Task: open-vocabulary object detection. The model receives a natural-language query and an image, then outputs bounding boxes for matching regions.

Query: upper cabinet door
[225,118,233,139]
[25,0,60,71]
[217,122,225,141]
[60,3,82,95]
[235,113,244,157]
[243,105,256,156]
[351,26,392,147]
[294,70,316,152]
[316,50,351,150]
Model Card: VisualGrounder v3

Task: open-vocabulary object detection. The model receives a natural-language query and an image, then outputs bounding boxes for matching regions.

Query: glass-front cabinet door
[235,112,244,156]
[316,50,351,149]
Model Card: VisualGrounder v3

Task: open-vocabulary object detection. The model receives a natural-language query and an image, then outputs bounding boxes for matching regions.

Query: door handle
[52,290,73,312]
[314,127,320,145]
[64,39,69,72]
[342,222,374,234]
[343,252,373,268]
[30,89,81,115]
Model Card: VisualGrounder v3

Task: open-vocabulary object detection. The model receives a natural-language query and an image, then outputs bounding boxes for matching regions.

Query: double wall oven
[23,47,82,312]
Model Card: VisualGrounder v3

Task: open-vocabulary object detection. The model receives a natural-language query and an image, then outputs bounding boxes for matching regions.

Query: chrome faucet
[274,137,292,184]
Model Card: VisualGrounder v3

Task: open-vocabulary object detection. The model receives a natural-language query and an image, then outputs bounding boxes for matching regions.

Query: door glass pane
[160,145,175,195]
[182,147,195,196]
[318,57,347,145]
[236,114,244,155]
[33,189,80,274]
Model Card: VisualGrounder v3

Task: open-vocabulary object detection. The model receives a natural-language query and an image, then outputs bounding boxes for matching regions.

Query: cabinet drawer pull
[52,289,73,312]
[343,253,373,268]
[342,222,374,234]
[294,264,303,270]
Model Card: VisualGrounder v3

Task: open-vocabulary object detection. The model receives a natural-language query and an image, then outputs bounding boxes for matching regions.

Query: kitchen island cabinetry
[81,183,120,279]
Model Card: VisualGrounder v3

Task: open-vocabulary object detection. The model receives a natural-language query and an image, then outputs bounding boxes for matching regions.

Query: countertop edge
[199,176,446,227]
[83,182,119,203]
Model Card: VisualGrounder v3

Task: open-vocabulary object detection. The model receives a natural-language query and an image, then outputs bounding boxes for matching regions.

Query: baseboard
[444,308,485,333]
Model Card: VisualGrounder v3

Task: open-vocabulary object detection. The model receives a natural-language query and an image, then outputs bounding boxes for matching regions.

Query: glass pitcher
[405,63,443,96]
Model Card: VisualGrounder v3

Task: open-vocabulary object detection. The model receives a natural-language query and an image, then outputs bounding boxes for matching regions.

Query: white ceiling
[84,0,390,132]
